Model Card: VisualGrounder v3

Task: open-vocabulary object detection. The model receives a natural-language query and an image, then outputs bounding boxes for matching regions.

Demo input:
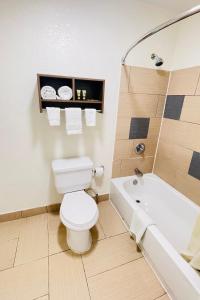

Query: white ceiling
[143,0,200,12]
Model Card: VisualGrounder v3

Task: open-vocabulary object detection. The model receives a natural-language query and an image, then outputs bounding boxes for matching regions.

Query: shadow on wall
[30,84,104,205]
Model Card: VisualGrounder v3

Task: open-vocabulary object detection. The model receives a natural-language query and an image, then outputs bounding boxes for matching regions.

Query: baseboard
[0,211,22,223]
[97,193,109,202]
[0,203,61,223]
[0,194,109,222]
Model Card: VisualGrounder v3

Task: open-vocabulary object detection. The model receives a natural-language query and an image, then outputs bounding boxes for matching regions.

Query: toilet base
[67,228,92,254]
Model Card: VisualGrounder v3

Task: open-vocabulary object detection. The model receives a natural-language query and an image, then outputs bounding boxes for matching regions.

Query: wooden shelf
[37,74,105,113]
[41,99,101,103]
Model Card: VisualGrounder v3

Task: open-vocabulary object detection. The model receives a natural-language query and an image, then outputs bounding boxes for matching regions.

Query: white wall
[171,13,200,69]
[0,0,177,213]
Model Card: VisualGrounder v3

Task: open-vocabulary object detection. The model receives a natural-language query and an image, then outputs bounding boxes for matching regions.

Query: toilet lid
[60,191,99,230]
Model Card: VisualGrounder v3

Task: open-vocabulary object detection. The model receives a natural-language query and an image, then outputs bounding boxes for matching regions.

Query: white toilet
[52,156,99,254]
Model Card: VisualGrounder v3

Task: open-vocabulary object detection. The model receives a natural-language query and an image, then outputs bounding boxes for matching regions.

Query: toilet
[52,156,99,254]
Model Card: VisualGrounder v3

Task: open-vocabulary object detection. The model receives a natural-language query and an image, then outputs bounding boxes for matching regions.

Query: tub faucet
[135,168,143,177]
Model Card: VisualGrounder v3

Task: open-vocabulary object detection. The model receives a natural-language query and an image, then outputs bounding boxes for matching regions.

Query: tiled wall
[112,66,169,177]
[154,66,200,206]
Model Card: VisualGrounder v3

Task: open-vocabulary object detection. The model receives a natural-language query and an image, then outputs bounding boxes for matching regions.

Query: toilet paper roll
[94,166,104,177]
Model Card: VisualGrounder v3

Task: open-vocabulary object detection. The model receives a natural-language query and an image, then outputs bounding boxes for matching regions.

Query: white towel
[129,208,155,244]
[65,108,82,135]
[46,107,60,126]
[85,109,96,126]
[181,215,200,271]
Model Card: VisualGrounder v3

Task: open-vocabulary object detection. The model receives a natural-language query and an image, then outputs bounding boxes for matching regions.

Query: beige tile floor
[0,201,170,300]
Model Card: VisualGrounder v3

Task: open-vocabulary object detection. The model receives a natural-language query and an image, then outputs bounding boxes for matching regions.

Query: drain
[136,200,141,203]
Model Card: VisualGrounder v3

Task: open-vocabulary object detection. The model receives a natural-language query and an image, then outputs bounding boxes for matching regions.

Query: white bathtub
[110,173,200,300]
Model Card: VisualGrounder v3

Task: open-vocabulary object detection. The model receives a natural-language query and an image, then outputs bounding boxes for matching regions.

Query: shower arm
[122,5,200,65]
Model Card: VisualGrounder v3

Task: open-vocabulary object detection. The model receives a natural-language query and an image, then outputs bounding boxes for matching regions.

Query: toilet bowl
[52,156,99,254]
[60,190,99,253]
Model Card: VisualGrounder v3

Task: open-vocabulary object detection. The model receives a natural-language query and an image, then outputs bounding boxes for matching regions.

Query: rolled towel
[46,107,60,126]
[85,109,96,126]
[130,207,155,244]
[65,107,82,135]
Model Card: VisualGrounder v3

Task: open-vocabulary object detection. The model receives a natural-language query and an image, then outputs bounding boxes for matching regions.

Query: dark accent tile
[129,118,150,139]
[188,151,200,180]
[164,95,185,120]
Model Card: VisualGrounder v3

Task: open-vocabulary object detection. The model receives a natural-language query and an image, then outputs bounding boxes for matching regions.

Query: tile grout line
[87,255,144,279]
[157,136,198,152]
[47,230,129,260]
[194,70,200,95]
[152,70,171,173]
[4,254,50,270]
[13,237,20,267]
[46,215,50,300]
[0,238,18,272]
[0,231,131,273]
[13,222,22,267]
[153,292,168,300]
[103,231,129,241]
[81,255,92,300]
[97,219,106,239]
[165,117,200,126]
[32,294,49,300]
[155,94,160,118]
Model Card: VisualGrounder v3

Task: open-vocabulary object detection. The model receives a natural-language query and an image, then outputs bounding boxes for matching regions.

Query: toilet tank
[52,156,93,194]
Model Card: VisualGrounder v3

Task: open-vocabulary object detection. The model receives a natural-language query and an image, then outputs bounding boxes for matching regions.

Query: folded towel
[190,252,200,271]
[46,107,60,126]
[85,109,96,126]
[65,108,82,135]
[129,207,155,244]
[181,215,200,271]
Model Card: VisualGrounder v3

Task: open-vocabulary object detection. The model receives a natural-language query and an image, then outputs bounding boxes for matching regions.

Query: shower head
[151,53,164,67]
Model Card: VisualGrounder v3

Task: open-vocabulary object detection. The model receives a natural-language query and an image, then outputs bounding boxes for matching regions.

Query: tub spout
[135,168,143,177]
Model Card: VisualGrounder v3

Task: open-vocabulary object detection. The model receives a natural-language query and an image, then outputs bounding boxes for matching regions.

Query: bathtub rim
[111,173,200,214]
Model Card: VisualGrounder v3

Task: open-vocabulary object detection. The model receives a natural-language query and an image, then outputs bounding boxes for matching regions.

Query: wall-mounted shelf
[37,74,105,113]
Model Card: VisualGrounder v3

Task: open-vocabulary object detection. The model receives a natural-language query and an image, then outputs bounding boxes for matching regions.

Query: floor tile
[82,233,142,277]
[35,295,49,300]
[88,258,164,300]
[48,227,68,255]
[48,212,68,255]
[90,222,105,242]
[15,214,48,266]
[49,251,90,300]
[157,295,170,300]
[0,238,18,271]
[98,201,127,237]
[0,257,48,300]
[47,212,61,232]
[0,219,21,242]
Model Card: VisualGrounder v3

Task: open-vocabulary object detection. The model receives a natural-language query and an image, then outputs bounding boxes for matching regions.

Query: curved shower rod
[122,5,200,65]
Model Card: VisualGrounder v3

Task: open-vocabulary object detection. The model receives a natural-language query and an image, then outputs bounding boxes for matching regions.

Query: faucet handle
[135,143,145,155]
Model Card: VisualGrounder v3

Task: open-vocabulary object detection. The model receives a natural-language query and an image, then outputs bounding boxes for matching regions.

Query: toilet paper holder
[93,165,104,177]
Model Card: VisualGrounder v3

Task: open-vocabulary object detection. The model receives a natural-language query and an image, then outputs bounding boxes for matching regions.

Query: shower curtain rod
[122,4,200,65]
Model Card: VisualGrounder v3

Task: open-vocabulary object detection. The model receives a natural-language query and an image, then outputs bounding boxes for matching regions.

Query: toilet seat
[60,191,99,231]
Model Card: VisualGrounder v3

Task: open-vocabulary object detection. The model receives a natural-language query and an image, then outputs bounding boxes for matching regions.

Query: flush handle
[135,143,145,155]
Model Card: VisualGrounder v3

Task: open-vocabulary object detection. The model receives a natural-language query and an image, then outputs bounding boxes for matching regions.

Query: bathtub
[110,173,200,300]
